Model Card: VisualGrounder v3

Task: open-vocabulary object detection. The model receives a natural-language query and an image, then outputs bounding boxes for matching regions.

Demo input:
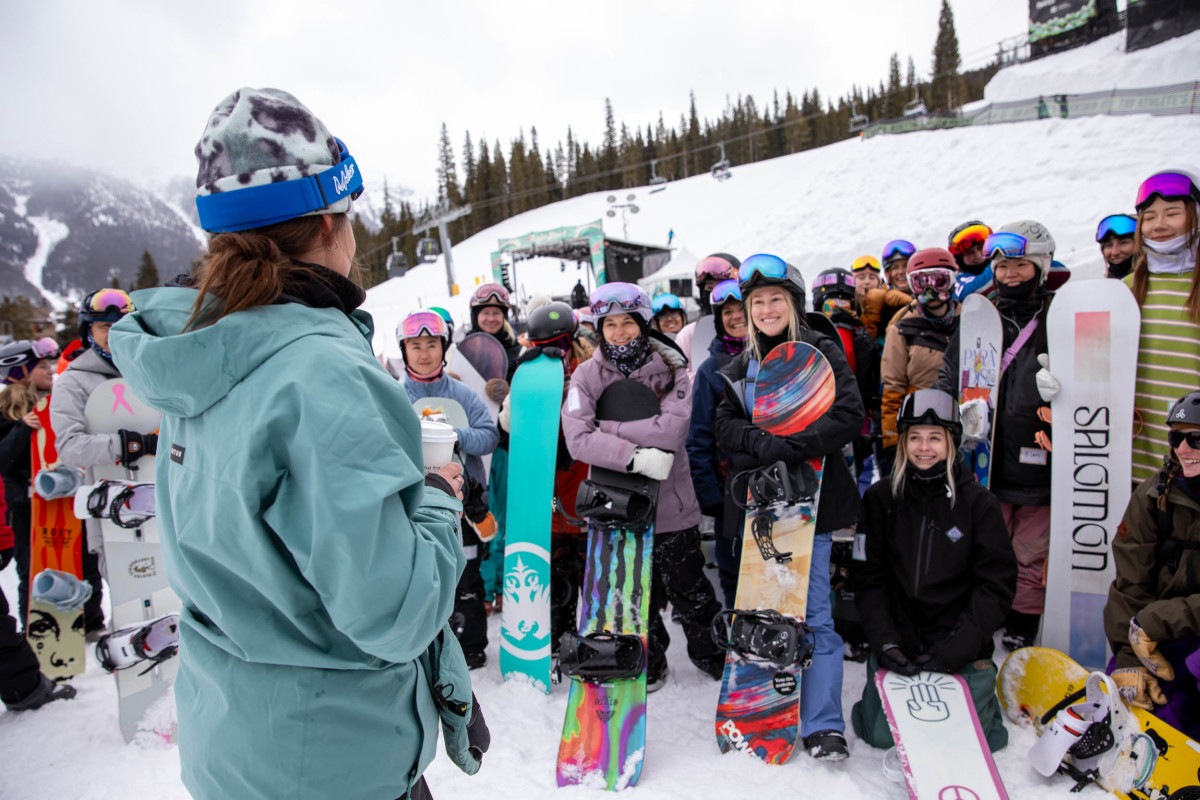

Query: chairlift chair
[849,100,869,134]
[385,251,409,277]
[903,87,927,118]
[416,237,441,264]
[710,141,732,182]
[649,159,667,194]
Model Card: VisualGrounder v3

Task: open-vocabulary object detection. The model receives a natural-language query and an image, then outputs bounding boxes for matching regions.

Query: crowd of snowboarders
[0,85,1196,799]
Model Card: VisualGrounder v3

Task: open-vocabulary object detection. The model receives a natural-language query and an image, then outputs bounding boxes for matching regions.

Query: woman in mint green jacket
[109,88,487,800]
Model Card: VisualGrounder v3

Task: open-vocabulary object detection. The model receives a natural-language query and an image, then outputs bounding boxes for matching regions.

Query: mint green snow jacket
[110,287,465,800]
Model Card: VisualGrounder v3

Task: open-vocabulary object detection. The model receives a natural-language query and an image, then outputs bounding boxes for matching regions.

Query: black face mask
[996,275,1039,302]
[1106,257,1134,280]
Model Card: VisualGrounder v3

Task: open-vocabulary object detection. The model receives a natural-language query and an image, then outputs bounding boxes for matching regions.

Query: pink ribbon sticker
[112,383,134,416]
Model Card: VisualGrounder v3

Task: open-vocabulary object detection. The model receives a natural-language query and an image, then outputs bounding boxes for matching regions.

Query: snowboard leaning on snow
[958,293,1002,488]
[499,353,562,692]
[27,396,87,680]
[556,379,660,791]
[689,316,716,373]
[1042,280,1139,670]
[876,668,1009,800]
[714,341,831,765]
[998,647,1198,798]
[84,378,181,743]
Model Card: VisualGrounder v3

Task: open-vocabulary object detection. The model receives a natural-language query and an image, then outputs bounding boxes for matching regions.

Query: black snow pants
[451,523,487,657]
[0,581,41,705]
[648,527,724,676]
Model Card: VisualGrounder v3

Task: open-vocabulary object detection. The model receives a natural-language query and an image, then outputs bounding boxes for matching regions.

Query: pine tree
[134,251,160,290]
[885,53,903,118]
[509,131,528,215]
[0,295,42,340]
[436,123,461,205]
[380,177,397,229]
[490,140,509,220]
[931,0,963,112]
[475,137,494,228]
[601,98,618,178]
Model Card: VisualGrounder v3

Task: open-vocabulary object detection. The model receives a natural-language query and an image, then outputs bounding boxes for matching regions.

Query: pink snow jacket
[561,340,701,534]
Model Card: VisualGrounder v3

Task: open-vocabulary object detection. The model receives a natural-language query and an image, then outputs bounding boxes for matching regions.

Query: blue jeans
[801,532,845,735]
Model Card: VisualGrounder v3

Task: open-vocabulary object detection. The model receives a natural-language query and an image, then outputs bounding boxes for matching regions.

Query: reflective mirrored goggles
[710,279,742,306]
[739,254,789,285]
[881,239,916,262]
[908,268,955,295]
[949,224,992,256]
[87,288,133,315]
[1095,214,1137,242]
[851,255,881,273]
[32,337,59,359]
[589,283,649,317]
[901,389,959,426]
[695,256,737,282]
[652,294,683,313]
[812,272,852,290]
[1168,429,1200,450]
[1136,171,1200,212]
[400,311,447,340]
[470,284,510,307]
[984,232,1053,260]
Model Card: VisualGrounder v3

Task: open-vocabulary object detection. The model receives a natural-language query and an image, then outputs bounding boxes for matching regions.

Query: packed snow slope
[985,29,1200,101]
[365,110,1200,361]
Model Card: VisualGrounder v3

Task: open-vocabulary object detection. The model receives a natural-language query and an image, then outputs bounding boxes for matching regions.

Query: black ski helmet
[811,268,856,312]
[1167,390,1200,427]
[527,301,576,345]
[898,389,962,446]
[78,288,134,341]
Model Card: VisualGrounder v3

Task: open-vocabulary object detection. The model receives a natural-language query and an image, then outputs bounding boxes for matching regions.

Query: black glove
[880,646,921,676]
[516,345,544,365]
[463,476,489,525]
[0,548,12,571]
[118,430,158,468]
[915,650,953,674]
[465,691,491,764]
[750,429,801,466]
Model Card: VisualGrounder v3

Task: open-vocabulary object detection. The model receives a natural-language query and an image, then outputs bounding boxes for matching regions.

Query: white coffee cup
[420,420,458,472]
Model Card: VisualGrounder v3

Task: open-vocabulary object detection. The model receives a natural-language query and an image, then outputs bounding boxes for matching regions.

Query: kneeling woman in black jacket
[851,389,1017,752]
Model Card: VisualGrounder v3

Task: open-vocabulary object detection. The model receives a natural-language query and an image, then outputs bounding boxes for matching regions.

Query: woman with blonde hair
[0,337,59,626]
[712,254,865,760]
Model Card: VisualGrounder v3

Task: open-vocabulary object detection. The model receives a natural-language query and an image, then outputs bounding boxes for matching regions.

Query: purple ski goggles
[589,282,651,318]
[1136,171,1200,212]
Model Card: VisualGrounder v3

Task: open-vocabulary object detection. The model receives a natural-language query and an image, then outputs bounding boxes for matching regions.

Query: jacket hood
[64,347,121,378]
[108,287,375,418]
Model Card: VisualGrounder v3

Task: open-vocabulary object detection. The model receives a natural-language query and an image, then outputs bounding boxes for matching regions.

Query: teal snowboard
[500,353,564,692]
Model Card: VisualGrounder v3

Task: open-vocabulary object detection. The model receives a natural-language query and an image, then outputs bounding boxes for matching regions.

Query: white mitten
[1036,353,1061,402]
[628,447,674,480]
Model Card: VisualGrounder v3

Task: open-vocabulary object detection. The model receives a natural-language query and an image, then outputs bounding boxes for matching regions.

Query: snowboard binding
[575,479,655,532]
[76,480,156,529]
[554,630,646,684]
[95,614,180,676]
[710,609,814,670]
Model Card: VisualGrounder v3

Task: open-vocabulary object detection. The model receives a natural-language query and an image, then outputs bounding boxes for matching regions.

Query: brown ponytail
[186,214,351,330]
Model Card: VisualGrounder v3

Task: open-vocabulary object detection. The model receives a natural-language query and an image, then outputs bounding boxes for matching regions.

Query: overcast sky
[1,0,1032,203]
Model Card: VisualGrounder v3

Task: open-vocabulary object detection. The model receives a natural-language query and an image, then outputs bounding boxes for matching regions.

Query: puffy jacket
[561,340,700,534]
[109,282,466,800]
[403,372,499,488]
[1106,475,1200,670]
[881,304,958,448]
[49,348,123,552]
[937,291,1053,505]
[861,287,912,340]
[687,334,738,515]
[856,458,1016,672]
[712,329,864,537]
[0,411,36,507]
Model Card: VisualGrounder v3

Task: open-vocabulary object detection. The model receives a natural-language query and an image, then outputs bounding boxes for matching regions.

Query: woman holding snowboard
[712,254,865,760]
[851,389,1016,752]
[561,282,725,690]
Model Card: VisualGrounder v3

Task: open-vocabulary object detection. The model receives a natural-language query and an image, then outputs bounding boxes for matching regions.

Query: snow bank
[366,112,1200,358]
[984,30,1200,102]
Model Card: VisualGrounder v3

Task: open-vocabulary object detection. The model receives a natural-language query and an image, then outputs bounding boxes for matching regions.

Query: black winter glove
[749,429,802,466]
[880,646,921,676]
[516,346,544,365]
[118,430,158,468]
[465,691,492,765]
[0,548,12,571]
[915,651,953,674]
[463,476,489,525]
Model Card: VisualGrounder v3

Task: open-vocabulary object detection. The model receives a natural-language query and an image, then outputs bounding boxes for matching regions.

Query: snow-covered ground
[3,27,1200,800]
[984,29,1200,101]
[0,561,1105,800]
